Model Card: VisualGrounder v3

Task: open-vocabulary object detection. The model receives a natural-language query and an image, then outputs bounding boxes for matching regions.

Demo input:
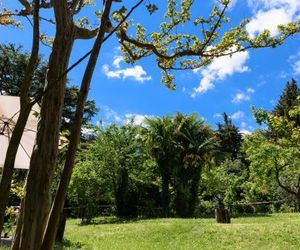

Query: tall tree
[172,113,214,217]
[273,79,300,126]
[144,116,175,216]
[0,43,98,235]
[217,113,243,160]
[41,3,115,243]
[247,96,300,211]
[11,1,101,249]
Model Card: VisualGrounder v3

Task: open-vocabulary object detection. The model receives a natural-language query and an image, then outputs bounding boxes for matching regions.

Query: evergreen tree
[217,113,243,160]
[273,79,300,126]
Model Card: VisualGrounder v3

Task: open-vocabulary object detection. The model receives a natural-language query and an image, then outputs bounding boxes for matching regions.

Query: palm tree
[143,116,176,216]
[172,113,215,217]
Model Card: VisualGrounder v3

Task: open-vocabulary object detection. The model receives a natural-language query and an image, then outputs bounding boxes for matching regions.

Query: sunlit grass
[53,213,300,250]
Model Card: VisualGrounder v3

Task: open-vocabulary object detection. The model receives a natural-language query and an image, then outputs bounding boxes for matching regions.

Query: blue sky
[1,0,300,134]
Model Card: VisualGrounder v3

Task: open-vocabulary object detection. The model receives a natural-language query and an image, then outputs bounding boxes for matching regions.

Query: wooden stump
[215,207,231,224]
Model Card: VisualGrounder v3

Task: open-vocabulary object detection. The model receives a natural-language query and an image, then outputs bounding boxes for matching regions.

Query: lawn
[52,213,300,250]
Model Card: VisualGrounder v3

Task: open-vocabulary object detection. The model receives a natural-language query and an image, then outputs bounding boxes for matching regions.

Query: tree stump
[215,207,231,223]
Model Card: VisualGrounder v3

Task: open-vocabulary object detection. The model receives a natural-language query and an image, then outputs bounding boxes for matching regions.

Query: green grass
[53,213,300,250]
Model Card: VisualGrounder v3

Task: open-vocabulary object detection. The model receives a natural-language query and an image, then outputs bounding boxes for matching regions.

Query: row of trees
[68,112,237,220]
[67,80,300,223]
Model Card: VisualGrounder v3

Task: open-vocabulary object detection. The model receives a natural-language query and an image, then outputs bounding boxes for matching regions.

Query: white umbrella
[0,96,39,169]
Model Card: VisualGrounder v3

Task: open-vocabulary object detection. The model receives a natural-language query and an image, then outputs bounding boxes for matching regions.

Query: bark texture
[41,1,113,248]
[13,1,76,249]
[215,205,231,224]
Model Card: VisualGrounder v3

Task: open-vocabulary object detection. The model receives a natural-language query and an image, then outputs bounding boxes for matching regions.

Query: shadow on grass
[55,239,84,250]
[75,213,274,227]
[78,216,144,226]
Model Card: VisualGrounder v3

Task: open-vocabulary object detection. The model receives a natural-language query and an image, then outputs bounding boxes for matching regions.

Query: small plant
[2,181,23,238]
[2,207,18,238]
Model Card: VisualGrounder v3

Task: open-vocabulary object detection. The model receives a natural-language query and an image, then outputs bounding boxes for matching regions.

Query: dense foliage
[66,80,300,222]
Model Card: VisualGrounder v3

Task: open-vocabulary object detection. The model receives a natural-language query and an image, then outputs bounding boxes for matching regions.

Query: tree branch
[75,27,99,40]
[71,0,84,15]
[20,0,40,106]
[274,158,297,195]
[201,1,229,51]
[18,0,31,10]
[31,0,145,106]
[120,31,203,60]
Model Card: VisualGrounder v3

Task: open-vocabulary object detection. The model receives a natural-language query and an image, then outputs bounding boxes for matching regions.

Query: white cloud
[102,55,152,83]
[232,88,255,103]
[232,92,250,103]
[230,111,245,120]
[112,55,123,69]
[103,64,152,83]
[240,129,252,135]
[246,8,292,37]
[99,106,154,126]
[192,50,250,97]
[101,105,124,124]
[248,0,300,11]
[246,0,300,38]
[247,88,255,94]
[125,113,154,126]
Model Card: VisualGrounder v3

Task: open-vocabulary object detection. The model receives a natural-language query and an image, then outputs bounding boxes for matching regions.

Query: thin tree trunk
[295,193,300,212]
[161,173,170,217]
[41,2,113,248]
[55,211,67,242]
[13,1,76,249]
[188,168,200,216]
[0,0,40,235]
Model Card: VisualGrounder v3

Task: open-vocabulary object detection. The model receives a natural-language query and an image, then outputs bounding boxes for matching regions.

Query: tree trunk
[295,194,300,212]
[116,167,129,217]
[13,2,76,249]
[161,173,170,217]
[55,211,67,242]
[41,1,113,248]
[174,183,190,217]
[215,204,231,224]
[188,168,201,217]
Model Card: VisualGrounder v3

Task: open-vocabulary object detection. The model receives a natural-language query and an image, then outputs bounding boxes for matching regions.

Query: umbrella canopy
[0,96,39,169]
